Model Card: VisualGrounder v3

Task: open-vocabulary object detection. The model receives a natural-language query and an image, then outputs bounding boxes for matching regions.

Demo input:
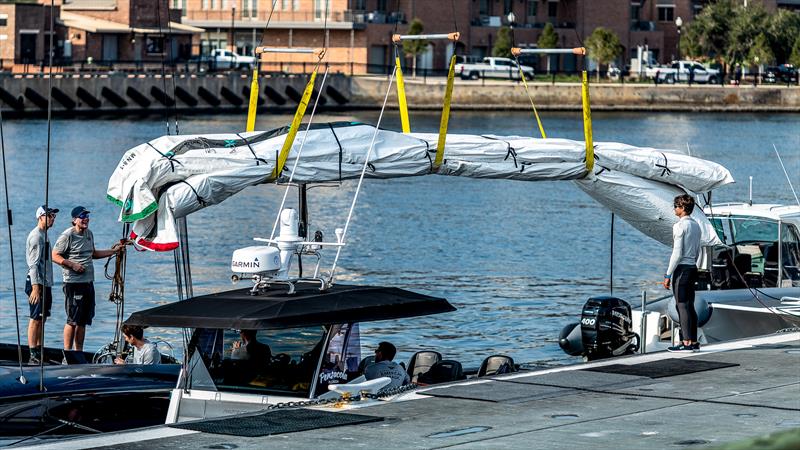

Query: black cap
[71,206,91,218]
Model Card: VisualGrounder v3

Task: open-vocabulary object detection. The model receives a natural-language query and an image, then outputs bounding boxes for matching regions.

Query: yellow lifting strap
[246,67,260,132]
[272,69,318,179]
[433,54,457,171]
[581,71,594,173]
[516,60,546,139]
[395,55,411,133]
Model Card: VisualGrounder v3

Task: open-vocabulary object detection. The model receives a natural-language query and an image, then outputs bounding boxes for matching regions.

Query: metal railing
[1,58,796,88]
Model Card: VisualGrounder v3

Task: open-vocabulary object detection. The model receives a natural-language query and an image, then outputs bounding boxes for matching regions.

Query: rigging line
[450,0,458,34]
[773,143,800,207]
[156,0,170,136]
[269,66,330,240]
[39,0,57,391]
[328,66,397,284]
[0,79,25,383]
[166,10,179,135]
[257,0,278,48]
[392,0,401,35]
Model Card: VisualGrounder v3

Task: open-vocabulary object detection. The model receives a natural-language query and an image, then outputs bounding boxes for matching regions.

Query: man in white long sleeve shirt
[663,194,702,352]
[26,205,59,364]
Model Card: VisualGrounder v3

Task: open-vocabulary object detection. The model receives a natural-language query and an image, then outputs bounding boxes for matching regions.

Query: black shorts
[63,282,95,326]
[25,276,52,320]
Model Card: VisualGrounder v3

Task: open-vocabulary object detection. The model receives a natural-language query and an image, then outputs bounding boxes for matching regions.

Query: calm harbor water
[0,110,798,368]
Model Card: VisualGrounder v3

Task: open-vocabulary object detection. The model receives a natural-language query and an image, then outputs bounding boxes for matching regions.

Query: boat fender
[558,322,584,356]
[666,296,712,328]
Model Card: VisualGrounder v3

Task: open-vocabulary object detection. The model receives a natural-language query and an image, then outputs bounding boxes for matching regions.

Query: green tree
[537,23,558,74]
[748,33,774,68]
[790,37,800,67]
[584,27,622,82]
[726,2,769,66]
[402,18,429,78]
[766,10,800,64]
[492,27,513,58]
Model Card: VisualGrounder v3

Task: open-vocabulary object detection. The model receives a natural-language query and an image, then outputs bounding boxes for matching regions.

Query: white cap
[36,205,59,219]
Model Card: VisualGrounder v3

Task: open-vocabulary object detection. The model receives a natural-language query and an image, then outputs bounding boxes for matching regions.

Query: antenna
[749,176,753,206]
[773,144,800,207]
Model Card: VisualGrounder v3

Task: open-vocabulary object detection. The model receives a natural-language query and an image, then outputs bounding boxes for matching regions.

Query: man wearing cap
[26,205,59,364]
[52,206,122,351]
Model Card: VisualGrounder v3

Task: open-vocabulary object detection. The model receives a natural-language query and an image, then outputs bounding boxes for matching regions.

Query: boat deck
[19,332,800,449]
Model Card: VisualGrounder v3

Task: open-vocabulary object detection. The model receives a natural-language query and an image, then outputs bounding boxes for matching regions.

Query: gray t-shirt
[364,360,410,389]
[53,227,95,283]
[133,340,160,365]
[26,227,53,286]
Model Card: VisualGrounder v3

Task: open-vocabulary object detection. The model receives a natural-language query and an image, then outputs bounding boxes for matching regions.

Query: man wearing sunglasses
[52,206,123,352]
[663,194,702,353]
[26,205,59,364]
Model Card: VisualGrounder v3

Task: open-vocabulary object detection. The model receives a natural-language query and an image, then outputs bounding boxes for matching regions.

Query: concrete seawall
[350,77,800,112]
[0,73,353,118]
[0,73,797,118]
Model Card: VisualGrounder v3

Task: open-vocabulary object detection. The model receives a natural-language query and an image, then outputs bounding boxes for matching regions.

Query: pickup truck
[456,57,534,81]
[209,49,257,70]
[645,60,720,84]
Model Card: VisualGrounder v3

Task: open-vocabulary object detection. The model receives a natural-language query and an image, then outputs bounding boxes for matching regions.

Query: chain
[265,383,420,411]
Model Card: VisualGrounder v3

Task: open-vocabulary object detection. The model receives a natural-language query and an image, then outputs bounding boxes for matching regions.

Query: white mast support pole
[773,143,800,207]
[255,46,326,58]
[511,47,586,56]
[392,32,460,43]
[328,68,398,284]
[269,66,331,240]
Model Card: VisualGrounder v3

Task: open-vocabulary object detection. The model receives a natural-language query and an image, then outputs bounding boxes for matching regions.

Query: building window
[293,0,299,10]
[210,0,216,8]
[202,0,209,9]
[657,6,674,22]
[314,0,324,20]
[548,1,557,18]
[0,14,7,27]
[503,0,512,15]
[376,0,387,12]
[479,0,489,16]
[353,0,365,10]
[527,1,537,18]
[630,2,640,21]
[146,35,165,54]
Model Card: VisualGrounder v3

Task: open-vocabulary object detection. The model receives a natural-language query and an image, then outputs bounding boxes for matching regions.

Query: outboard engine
[559,296,639,361]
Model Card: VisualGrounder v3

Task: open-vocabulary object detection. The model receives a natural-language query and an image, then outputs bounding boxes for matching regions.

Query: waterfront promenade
[1,72,798,118]
[20,332,800,449]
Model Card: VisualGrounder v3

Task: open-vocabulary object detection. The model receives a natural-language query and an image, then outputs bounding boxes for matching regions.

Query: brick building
[0,0,201,70]
[178,0,796,74]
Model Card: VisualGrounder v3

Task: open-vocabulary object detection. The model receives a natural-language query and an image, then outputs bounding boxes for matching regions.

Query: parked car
[645,60,720,84]
[764,64,798,84]
[455,57,534,81]
[209,49,257,70]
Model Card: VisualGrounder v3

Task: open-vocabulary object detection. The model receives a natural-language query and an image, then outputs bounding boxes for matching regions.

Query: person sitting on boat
[231,329,272,366]
[663,194,701,353]
[114,324,160,365]
[364,341,410,389]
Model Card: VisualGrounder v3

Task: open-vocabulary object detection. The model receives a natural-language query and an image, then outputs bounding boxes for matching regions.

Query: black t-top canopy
[125,282,455,330]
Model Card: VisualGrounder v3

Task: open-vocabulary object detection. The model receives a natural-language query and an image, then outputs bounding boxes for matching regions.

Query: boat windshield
[187,326,328,397]
[709,215,800,288]
[186,323,365,398]
[710,215,777,245]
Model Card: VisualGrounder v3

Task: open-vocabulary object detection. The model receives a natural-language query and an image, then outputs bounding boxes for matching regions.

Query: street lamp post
[507,11,516,80]
[675,16,683,61]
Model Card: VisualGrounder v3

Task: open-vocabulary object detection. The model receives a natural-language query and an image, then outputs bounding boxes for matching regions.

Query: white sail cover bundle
[106,122,733,250]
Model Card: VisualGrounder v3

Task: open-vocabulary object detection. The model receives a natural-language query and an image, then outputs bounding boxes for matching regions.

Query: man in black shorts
[52,206,122,351]
[26,205,59,364]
